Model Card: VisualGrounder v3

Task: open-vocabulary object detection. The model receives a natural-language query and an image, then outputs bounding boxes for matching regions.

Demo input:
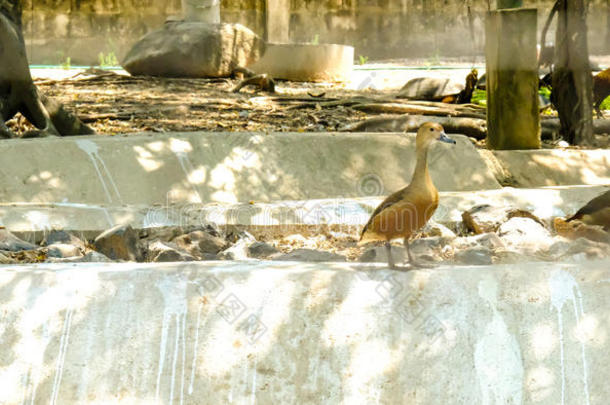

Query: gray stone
[43,230,86,250]
[423,220,457,238]
[0,229,38,252]
[218,239,251,261]
[248,241,279,258]
[50,251,114,263]
[455,247,493,265]
[272,248,346,262]
[453,233,505,250]
[498,217,552,252]
[148,241,195,262]
[462,204,511,233]
[173,231,228,257]
[93,224,143,262]
[122,22,264,78]
[46,243,83,258]
[360,245,407,263]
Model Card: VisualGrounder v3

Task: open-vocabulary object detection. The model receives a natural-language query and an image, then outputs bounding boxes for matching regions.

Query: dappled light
[1,0,610,403]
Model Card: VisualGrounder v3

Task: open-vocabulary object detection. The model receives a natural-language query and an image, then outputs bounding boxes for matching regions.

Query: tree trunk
[552,0,594,145]
[485,9,541,149]
[0,0,21,28]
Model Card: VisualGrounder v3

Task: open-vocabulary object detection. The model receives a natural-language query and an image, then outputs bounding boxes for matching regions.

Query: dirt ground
[10,71,382,135]
[4,68,609,146]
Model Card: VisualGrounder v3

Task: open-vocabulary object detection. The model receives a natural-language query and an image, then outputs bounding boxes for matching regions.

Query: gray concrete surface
[0,132,499,206]
[0,260,608,404]
[492,149,610,187]
[2,186,607,240]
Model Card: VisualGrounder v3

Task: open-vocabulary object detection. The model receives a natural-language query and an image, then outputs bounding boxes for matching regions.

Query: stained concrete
[2,186,607,241]
[0,132,499,206]
[0,260,608,404]
[492,149,610,187]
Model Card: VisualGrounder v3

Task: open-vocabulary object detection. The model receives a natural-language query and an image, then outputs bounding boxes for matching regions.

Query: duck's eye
[429,128,433,132]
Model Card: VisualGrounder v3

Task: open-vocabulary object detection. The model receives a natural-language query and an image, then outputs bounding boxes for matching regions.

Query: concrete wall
[19,0,610,65]
[1,260,609,404]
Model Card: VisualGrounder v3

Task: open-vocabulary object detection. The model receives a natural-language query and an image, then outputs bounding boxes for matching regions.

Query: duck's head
[416,122,456,150]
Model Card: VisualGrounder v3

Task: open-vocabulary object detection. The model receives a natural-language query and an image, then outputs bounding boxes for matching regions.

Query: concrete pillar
[485,9,540,150]
[182,0,220,23]
[266,0,290,43]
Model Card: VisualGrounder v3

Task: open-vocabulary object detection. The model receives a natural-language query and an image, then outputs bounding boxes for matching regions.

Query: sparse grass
[61,57,71,70]
[98,51,119,68]
[358,55,369,65]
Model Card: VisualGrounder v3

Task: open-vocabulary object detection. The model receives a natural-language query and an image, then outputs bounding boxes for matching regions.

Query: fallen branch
[351,103,487,119]
[341,114,487,139]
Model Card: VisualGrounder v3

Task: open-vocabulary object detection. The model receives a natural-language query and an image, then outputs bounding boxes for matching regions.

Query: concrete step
[0,260,608,404]
[0,132,499,206]
[2,185,608,242]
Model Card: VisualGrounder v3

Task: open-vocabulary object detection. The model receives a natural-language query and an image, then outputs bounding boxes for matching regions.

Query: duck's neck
[411,144,433,188]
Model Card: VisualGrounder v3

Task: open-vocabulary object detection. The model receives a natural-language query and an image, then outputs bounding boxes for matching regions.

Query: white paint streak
[155,276,188,404]
[50,308,74,405]
[474,277,524,405]
[189,301,203,395]
[173,148,203,203]
[549,270,591,405]
[76,139,123,205]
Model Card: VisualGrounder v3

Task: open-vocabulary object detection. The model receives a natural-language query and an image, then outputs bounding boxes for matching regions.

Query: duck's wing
[567,190,610,221]
[360,187,408,239]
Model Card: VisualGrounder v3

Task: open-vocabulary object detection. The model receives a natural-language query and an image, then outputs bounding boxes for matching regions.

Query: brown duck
[567,190,610,231]
[360,122,456,269]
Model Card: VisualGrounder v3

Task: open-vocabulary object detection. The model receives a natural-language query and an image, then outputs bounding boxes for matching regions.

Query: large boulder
[122,22,265,78]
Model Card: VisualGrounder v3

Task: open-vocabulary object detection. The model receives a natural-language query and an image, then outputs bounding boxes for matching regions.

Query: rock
[360,246,407,263]
[550,237,610,261]
[46,243,83,258]
[248,241,279,258]
[461,205,507,234]
[423,220,457,239]
[498,217,552,252]
[140,226,185,243]
[43,230,86,250]
[455,247,493,265]
[0,252,15,264]
[0,229,38,252]
[452,233,505,250]
[218,238,252,261]
[93,224,143,262]
[174,230,228,257]
[49,251,114,263]
[122,22,264,78]
[148,241,195,262]
[272,249,346,262]
[462,205,547,235]
[280,234,307,246]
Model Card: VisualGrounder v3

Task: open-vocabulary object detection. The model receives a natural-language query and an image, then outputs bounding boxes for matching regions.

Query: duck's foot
[390,264,415,272]
[406,260,436,269]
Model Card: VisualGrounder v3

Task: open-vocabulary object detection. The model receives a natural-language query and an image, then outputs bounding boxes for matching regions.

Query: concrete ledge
[0,132,499,206]
[249,43,354,82]
[2,185,608,242]
[0,260,608,403]
[492,149,610,187]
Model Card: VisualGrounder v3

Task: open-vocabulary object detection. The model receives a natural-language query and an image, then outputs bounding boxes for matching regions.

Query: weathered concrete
[0,260,608,404]
[249,43,354,82]
[2,186,609,241]
[0,132,499,206]
[492,149,610,187]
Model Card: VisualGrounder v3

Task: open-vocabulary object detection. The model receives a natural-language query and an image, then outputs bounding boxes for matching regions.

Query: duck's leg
[403,237,433,269]
[385,242,396,269]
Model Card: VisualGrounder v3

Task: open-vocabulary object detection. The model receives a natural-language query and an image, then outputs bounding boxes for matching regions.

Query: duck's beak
[438,132,457,144]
